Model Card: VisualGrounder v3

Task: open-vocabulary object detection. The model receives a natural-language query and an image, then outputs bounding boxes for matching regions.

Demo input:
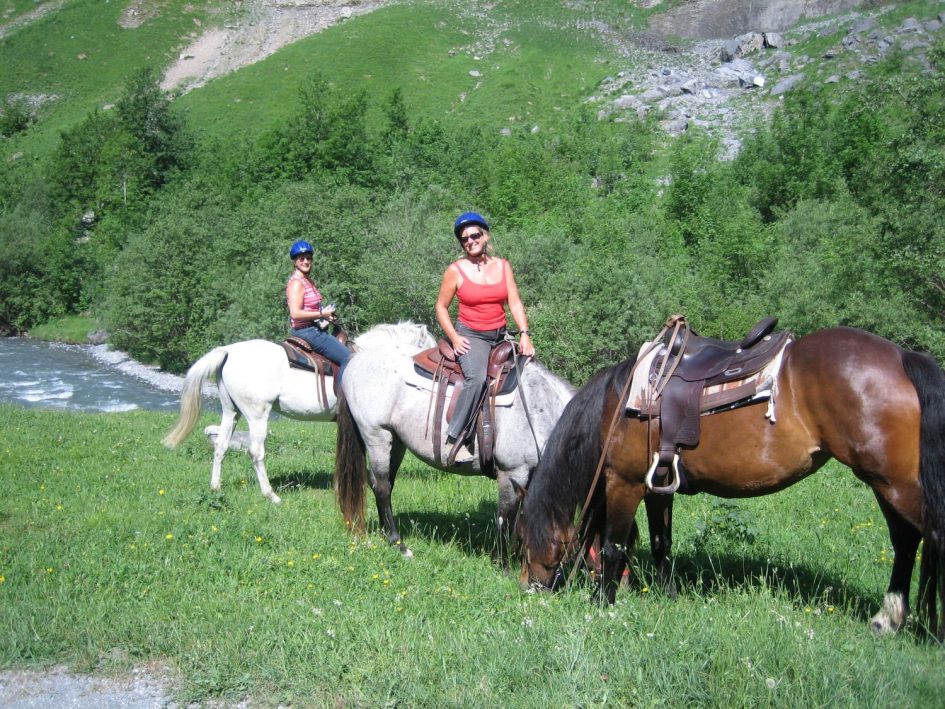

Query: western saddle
[635,315,792,494]
[281,328,349,411]
[412,338,519,473]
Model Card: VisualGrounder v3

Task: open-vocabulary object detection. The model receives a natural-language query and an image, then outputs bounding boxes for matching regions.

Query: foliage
[1,4,945,384]
[0,95,34,137]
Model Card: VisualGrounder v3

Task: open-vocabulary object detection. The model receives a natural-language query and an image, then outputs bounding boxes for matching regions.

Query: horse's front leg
[643,493,676,598]
[367,436,411,556]
[495,470,527,568]
[598,477,645,604]
[871,494,921,634]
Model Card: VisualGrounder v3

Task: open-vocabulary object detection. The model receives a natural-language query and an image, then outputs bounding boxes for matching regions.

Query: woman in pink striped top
[286,239,351,381]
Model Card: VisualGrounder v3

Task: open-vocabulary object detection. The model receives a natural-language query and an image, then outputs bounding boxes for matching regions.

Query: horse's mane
[521,357,635,551]
[351,321,437,353]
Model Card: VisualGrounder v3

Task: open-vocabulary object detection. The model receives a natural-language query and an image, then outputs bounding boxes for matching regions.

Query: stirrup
[446,438,475,465]
[645,452,681,494]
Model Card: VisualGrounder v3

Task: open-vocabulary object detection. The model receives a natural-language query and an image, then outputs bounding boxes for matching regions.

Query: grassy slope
[0,0,227,156]
[178,2,633,141]
[4,1,939,160]
[2,1,652,158]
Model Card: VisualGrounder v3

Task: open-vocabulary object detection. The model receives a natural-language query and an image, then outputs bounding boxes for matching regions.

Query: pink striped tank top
[287,273,322,329]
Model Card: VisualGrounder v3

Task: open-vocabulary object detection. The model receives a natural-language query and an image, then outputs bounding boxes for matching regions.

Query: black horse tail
[334,392,367,534]
[901,349,945,640]
[522,358,635,552]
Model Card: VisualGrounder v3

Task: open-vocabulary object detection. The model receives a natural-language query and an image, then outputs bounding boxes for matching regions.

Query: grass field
[1,403,942,706]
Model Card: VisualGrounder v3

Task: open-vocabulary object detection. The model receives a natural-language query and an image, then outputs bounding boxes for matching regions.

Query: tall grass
[27,315,96,343]
[1,404,942,706]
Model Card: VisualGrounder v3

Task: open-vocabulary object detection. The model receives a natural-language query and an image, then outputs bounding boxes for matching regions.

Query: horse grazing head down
[515,493,575,592]
[514,362,628,590]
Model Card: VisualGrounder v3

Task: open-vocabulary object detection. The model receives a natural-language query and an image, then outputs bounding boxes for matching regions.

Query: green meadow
[2,404,942,706]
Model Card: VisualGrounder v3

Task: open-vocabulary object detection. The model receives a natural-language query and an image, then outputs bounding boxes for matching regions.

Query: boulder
[770,73,805,96]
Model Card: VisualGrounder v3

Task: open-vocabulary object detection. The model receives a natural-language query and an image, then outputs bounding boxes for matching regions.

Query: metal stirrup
[645,452,681,494]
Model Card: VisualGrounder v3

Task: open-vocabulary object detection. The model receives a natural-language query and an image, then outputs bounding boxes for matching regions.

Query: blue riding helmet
[289,240,314,259]
[453,211,490,238]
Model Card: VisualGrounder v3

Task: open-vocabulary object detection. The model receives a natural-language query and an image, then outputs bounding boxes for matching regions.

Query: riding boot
[446,435,476,465]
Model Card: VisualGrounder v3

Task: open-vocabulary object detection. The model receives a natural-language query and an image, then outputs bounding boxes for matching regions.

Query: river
[0,337,193,413]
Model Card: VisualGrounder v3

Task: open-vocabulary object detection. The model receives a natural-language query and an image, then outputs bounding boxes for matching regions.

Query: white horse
[334,332,576,559]
[162,322,436,503]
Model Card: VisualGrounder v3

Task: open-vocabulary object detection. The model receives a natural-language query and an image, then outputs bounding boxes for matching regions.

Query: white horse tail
[162,347,229,448]
[334,392,367,533]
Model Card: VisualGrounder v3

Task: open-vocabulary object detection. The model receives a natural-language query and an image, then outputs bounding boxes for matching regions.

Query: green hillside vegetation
[1,0,944,385]
[0,0,230,155]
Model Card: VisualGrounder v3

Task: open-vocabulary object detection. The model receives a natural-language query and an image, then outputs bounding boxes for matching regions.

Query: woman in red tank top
[434,212,534,462]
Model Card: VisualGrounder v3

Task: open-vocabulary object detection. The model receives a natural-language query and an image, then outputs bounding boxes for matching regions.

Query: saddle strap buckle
[645,451,681,494]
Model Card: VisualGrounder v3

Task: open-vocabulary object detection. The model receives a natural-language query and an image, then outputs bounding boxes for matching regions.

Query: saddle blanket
[403,367,517,408]
[624,337,791,417]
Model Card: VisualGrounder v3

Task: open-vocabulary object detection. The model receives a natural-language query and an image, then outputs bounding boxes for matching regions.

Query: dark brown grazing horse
[515,327,945,638]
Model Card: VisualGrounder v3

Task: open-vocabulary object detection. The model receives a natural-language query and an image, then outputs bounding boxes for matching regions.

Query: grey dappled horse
[335,331,575,559]
[162,322,435,503]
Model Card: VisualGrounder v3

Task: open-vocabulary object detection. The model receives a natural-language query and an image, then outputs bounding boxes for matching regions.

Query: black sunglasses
[459,231,484,244]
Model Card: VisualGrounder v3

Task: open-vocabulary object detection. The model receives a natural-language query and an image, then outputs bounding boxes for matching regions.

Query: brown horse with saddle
[516,315,945,638]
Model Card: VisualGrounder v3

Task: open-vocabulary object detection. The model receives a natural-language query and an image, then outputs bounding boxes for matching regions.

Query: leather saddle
[281,329,349,410]
[412,338,519,473]
[641,315,792,494]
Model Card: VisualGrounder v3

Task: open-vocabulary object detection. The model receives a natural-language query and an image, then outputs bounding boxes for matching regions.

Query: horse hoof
[399,544,413,558]
[870,593,905,635]
[268,494,282,505]
[869,615,899,635]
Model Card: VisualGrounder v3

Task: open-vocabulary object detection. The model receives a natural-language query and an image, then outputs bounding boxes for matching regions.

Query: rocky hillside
[154,0,945,157]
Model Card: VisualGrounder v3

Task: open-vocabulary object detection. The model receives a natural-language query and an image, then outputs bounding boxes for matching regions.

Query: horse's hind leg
[871,494,921,634]
[246,411,280,504]
[210,386,240,492]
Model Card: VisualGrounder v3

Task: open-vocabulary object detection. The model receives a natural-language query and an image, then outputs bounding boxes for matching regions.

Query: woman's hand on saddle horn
[451,335,471,356]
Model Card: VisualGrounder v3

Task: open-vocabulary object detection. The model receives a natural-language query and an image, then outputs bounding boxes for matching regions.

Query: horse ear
[511,478,528,500]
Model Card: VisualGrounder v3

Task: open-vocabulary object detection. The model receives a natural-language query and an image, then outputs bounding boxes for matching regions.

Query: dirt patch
[0,0,69,40]
[0,663,178,708]
[119,0,167,29]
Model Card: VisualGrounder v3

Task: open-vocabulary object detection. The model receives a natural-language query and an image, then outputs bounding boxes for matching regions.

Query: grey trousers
[446,323,506,441]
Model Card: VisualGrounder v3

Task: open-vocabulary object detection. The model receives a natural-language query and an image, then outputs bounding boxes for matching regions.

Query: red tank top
[286,273,322,329]
[456,260,508,330]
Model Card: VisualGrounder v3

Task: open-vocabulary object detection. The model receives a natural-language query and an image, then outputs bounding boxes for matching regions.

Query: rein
[562,316,683,588]
[506,330,542,463]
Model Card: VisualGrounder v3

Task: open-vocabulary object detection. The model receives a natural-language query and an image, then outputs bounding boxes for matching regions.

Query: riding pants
[446,323,506,442]
[290,325,352,383]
